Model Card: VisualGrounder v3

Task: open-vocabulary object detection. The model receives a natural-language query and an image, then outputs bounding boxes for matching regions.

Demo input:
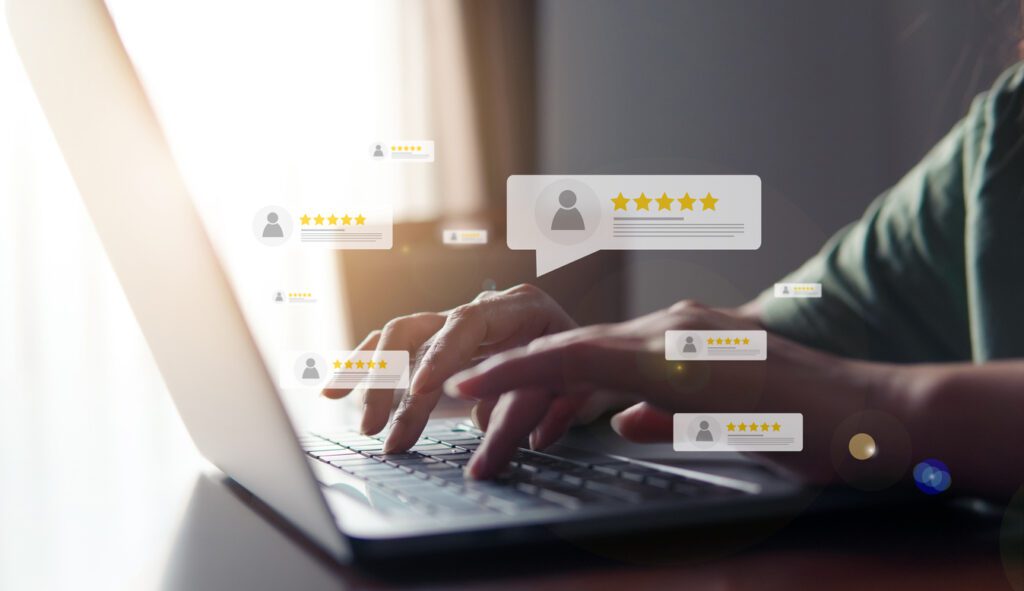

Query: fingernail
[528,431,539,451]
[443,378,464,398]
[470,406,482,430]
[609,412,625,435]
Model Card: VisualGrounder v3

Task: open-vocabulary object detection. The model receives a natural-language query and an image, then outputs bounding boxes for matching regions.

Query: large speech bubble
[507,175,761,276]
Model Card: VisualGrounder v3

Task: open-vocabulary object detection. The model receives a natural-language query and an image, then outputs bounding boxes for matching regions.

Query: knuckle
[507,283,542,297]
[448,303,481,323]
[381,316,413,336]
[669,299,705,314]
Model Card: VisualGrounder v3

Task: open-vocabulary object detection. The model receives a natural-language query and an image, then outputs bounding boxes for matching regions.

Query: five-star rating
[726,421,782,432]
[332,358,389,370]
[707,336,751,345]
[300,213,367,226]
[611,191,718,212]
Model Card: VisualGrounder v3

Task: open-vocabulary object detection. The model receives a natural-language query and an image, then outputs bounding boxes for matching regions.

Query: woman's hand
[446,300,900,481]
[322,284,582,454]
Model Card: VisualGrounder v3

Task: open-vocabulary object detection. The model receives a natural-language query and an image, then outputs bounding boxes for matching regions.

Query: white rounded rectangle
[665,330,767,360]
[774,282,822,298]
[280,350,410,390]
[254,203,393,250]
[508,175,761,275]
[673,413,803,452]
[442,229,488,245]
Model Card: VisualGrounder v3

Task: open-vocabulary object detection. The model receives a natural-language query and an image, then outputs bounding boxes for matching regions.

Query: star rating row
[708,337,751,345]
[332,359,389,370]
[727,421,782,432]
[301,213,367,226]
[611,192,718,212]
[288,292,313,298]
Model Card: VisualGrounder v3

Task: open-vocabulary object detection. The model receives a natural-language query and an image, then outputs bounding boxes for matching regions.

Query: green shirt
[759,63,1024,363]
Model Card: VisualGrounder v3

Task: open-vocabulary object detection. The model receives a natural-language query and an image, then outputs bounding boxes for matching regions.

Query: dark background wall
[535,0,1021,316]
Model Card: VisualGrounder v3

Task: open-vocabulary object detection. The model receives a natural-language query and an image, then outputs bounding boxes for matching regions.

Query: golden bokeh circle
[848,432,877,461]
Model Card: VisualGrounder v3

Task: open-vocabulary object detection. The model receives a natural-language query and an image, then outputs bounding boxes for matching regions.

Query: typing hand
[445,301,891,481]
[322,284,581,454]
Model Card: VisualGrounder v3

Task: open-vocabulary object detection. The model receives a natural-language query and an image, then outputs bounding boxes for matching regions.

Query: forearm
[888,360,1024,500]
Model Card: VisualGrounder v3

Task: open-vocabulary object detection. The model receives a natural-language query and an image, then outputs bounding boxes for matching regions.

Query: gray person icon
[682,336,697,353]
[262,212,284,238]
[274,291,284,302]
[696,420,714,442]
[372,144,384,158]
[550,190,586,231]
[301,358,319,380]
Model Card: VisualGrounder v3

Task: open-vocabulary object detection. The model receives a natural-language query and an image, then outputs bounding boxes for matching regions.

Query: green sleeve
[756,70,1020,362]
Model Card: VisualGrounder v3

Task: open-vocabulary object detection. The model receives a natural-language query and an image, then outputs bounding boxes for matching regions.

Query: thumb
[610,402,673,443]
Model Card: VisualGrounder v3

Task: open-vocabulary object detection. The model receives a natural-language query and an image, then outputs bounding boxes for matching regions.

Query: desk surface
[8,424,1024,589]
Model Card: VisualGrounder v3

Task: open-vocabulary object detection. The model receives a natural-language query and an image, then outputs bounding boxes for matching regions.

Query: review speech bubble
[507,175,761,276]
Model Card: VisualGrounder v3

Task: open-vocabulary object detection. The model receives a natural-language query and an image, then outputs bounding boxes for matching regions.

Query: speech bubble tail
[535,246,597,276]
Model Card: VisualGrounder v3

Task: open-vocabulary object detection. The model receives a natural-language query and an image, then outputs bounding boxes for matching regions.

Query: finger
[321,330,381,399]
[470,397,498,431]
[447,338,672,405]
[466,388,552,479]
[361,313,446,435]
[528,394,590,451]
[610,402,673,443]
[409,286,569,398]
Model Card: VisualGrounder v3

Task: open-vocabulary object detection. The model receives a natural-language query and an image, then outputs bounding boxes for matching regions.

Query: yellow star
[327,214,338,225]
[738,422,747,432]
[634,192,652,211]
[314,214,324,225]
[748,422,758,431]
[332,360,341,369]
[344,360,353,369]
[716,338,723,345]
[366,360,376,369]
[700,192,718,211]
[678,193,696,210]
[743,337,750,345]
[726,422,736,432]
[355,360,365,369]
[772,422,781,431]
[724,338,732,345]
[378,360,388,369]
[355,214,366,225]
[707,338,715,345]
[611,192,630,211]
[300,214,311,225]
[341,214,352,225]
[655,192,674,210]
[761,422,770,432]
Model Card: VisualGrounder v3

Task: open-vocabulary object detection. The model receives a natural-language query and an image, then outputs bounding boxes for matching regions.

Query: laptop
[7,0,805,563]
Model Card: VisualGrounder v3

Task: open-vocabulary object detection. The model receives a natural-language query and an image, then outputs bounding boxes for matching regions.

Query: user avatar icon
[783,285,790,295]
[371,142,385,159]
[274,291,284,303]
[682,336,697,354]
[689,415,721,449]
[301,358,320,380]
[550,190,586,231]
[262,212,284,238]
[696,420,714,443]
[252,206,292,246]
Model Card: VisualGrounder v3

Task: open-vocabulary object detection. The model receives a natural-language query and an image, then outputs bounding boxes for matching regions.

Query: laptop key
[328,457,379,467]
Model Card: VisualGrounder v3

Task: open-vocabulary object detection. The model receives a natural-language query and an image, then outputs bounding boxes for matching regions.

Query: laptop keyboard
[300,422,743,518]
